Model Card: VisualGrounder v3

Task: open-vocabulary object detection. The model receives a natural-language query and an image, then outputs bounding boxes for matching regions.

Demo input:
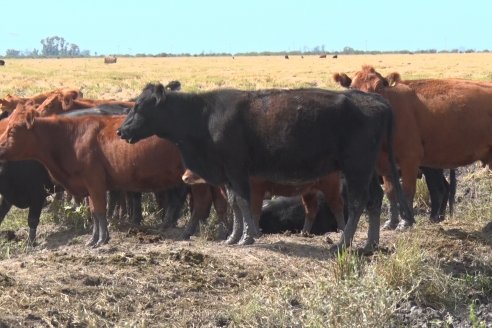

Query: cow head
[333,66,391,93]
[117,83,167,143]
[0,94,21,113]
[0,102,40,160]
[36,93,64,116]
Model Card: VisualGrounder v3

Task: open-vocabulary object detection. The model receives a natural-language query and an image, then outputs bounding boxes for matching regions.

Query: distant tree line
[2,37,490,58]
[5,36,90,58]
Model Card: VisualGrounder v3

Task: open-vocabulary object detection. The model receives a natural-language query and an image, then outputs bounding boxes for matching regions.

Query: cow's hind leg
[226,176,256,245]
[225,192,244,245]
[87,189,110,248]
[381,176,400,230]
[364,173,384,253]
[0,198,12,226]
[300,193,318,236]
[422,168,448,222]
[181,185,211,239]
[161,186,188,229]
[27,196,45,245]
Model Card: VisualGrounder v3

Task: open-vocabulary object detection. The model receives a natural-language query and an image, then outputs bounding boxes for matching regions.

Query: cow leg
[381,176,400,230]
[107,191,119,221]
[332,176,369,252]
[396,165,418,230]
[86,213,100,247]
[364,173,384,253]
[226,177,256,245]
[212,186,231,239]
[448,169,456,217]
[0,198,13,226]
[27,196,45,245]
[319,174,346,231]
[300,193,318,236]
[129,192,143,225]
[422,168,447,222]
[161,186,188,229]
[181,184,212,239]
[248,186,265,238]
[87,190,110,248]
[225,191,244,245]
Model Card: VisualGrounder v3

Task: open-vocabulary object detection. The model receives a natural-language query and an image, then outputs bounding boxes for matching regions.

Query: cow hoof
[224,235,241,245]
[396,220,413,231]
[237,235,255,245]
[86,238,98,247]
[382,220,399,230]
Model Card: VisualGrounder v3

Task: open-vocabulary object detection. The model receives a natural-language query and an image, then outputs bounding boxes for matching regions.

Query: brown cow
[0,88,82,114]
[0,104,223,247]
[0,60,5,66]
[104,56,117,64]
[182,169,345,243]
[334,65,492,229]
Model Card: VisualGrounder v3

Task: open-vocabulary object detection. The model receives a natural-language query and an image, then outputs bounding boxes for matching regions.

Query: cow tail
[385,111,414,223]
[449,169,456,217]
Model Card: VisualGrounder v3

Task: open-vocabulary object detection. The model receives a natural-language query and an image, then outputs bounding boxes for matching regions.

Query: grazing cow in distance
[0,104,224,247]
[118,84,412,251]
[319,54,327,58]
[182,168,345,242]
[332,55,338,59]
[0,60,5,66]
[284,55,289,59]
[104,56,117,64]
[334,66,492,229]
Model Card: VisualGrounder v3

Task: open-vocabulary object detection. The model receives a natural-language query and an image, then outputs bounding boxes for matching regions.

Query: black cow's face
[117,83,166,143]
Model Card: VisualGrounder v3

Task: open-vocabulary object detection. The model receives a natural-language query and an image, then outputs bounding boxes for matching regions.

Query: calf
[259,194,346,235]
[0,104,219,247]
[118,84,412,251]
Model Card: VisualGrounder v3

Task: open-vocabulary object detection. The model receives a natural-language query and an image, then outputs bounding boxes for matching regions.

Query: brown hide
[0,106,211,222]
[36,93,134,116]
[334,66,492,227]
[0,88,82,113]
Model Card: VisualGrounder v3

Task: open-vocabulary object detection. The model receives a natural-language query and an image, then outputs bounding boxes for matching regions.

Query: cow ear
[386,72,401,87]
[333,73,352,88]
[154,83,167,104]
[62,94,74,110]
[25,110,38,130]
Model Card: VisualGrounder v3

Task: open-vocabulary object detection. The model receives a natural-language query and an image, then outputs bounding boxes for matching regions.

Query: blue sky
[1,0,490,55]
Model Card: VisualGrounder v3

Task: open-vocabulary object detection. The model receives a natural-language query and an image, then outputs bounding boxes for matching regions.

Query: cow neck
[29,116,82,185]
[157,92,210,143]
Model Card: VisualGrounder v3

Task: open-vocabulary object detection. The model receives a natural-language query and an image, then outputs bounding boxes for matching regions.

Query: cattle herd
[0,65,491,253]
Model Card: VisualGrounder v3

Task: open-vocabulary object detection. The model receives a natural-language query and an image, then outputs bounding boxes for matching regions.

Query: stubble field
[0,54,491,327]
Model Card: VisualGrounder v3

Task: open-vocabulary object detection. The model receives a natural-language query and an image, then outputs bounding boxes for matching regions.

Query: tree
[5,49,21,57]
[40,36,81,57]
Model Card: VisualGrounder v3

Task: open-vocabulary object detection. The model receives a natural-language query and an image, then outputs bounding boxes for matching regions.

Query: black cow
[0,160,55,243]
[259,193,347,235]
[118,84,413,251]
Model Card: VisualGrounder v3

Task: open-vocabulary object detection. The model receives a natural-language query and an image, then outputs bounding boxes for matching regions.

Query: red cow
[0,88,82,114]
[334,66,492,229]
[182,169,345,243]
[0,104,223,247]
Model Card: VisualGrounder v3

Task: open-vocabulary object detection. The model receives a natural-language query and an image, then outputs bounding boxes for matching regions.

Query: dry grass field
[0,54,491,327]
